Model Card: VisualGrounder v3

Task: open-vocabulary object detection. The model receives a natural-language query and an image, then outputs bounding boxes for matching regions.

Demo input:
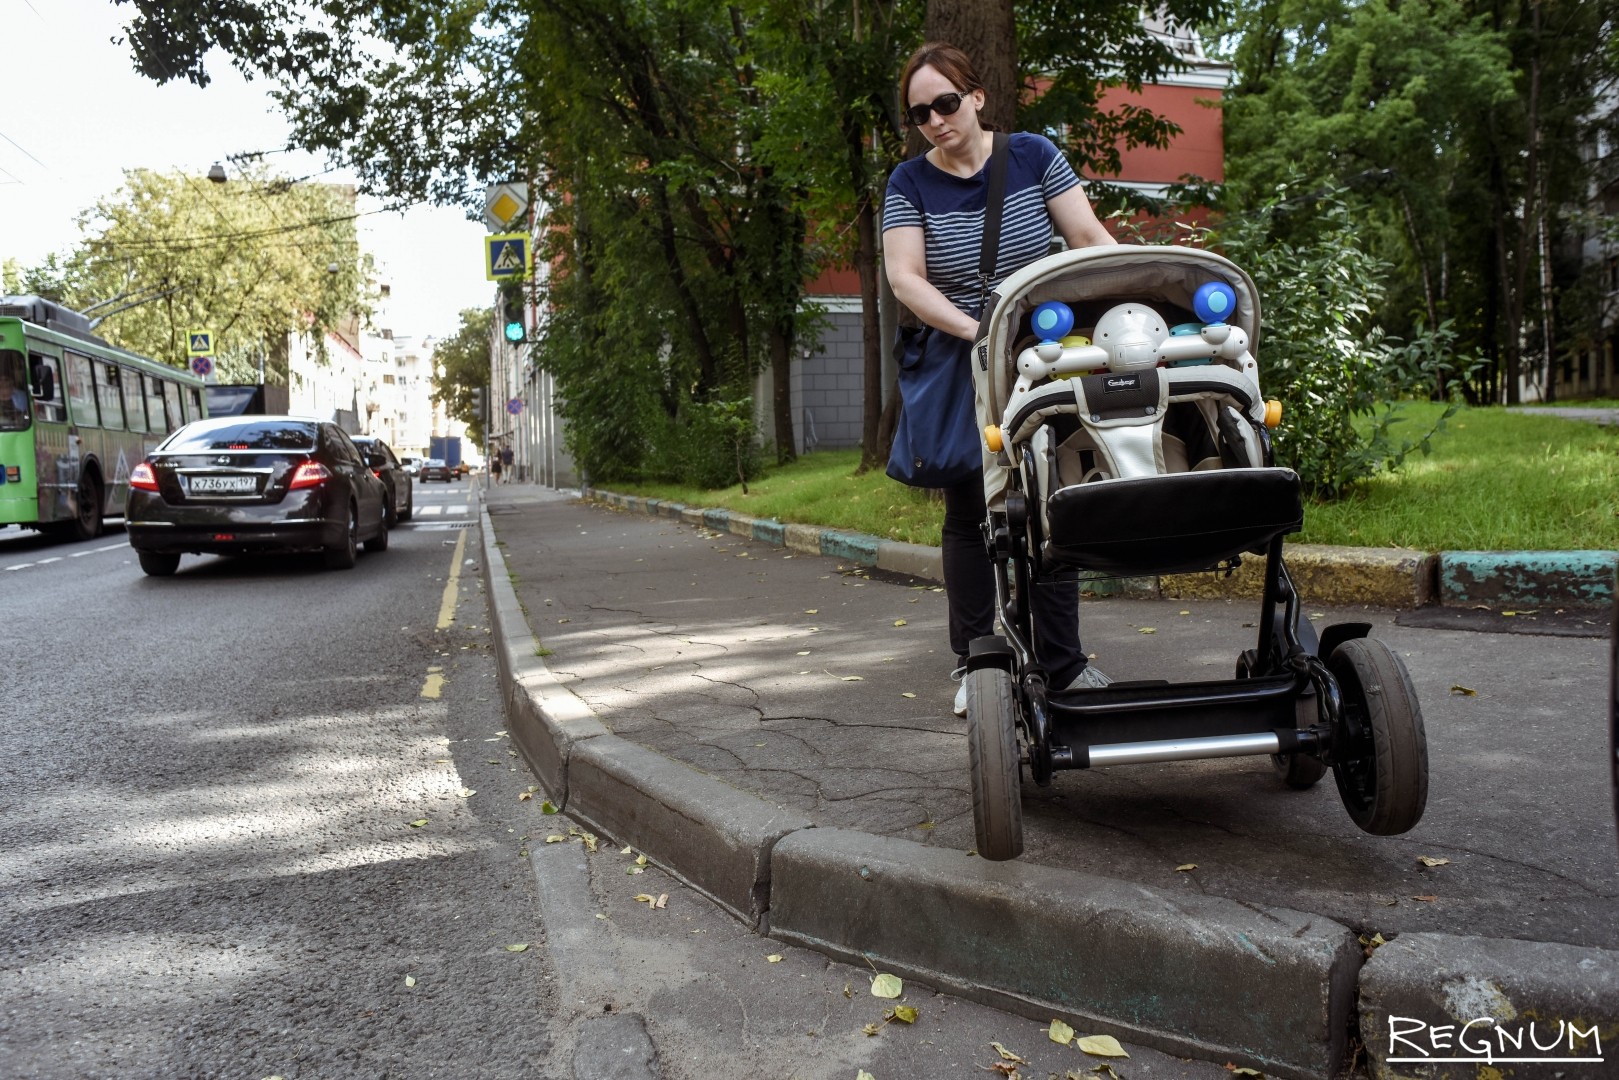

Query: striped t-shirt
[883,131,1081,318]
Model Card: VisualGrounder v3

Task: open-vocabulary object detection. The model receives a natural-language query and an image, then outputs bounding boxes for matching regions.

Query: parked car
[350,435,414,526]
[418,457,456,483]
[398,456,422,477]
[125,416,389,576]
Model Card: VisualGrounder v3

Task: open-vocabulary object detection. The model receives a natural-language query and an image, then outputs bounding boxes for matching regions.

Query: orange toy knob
[984,425,1003,453]
[1264,400,1283,428]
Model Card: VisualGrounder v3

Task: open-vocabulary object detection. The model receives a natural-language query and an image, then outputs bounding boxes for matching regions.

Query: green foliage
[432,307,496,445]
[642,398,763,490]
[1206,189,1481,497]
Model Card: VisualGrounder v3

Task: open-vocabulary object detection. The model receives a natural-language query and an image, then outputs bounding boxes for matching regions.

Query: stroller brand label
[1104,374,1142,393]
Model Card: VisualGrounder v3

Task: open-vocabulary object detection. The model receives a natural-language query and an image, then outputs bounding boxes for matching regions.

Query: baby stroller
[963,245,1429,861]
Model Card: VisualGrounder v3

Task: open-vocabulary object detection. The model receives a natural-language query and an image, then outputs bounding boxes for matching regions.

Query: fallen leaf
[1137,627,1156,634]
[1090,1065,1123,1080]
[636,854,648,866]
[796,650,812,656]
[805,609,818,614]
[863,1023,881,1037]
[987,1065,1018,1078]
[626,866,644,875]
[767,954,784,963]
[540,800,559,814]
[992,1041,1028,1063]
[1077,1035,1129,1058]
[487,759,500,765]
[1179,610,1191,616]
[1449,685,1478,696]
[405,975,416,987]
[1049,1019,1075,1045]
[458,787,476,799]
[901,692,917,699]
[1417,856,1450,867]
[621,845,634,855]
[886,1005,919,1023]
[407,819,429,828]
[1229,1069,1265,1077]
[843,983,853,999]
[840,675,864,682]
[633,893,656,904]
[870,973,903,998]
[857,1072,876,1080]
[594,913,606,920]
[518,792,532,801]
[544,834,567,844]
[1412,895,1439,902]
[893,619,907,627]
[582,834,599,852]
[655,894,668,909]
[505,943,529,952]
[1175,863,1197,872]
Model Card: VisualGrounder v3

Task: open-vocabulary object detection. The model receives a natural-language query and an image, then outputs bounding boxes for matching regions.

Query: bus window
[186,386,203,421]
[122,365,147,431]
[144,374,166,432]
[65,352,99,428]
[29,354,66,423]
[93,360,126,430]
[162,380,184,431]
[0,350,29,431]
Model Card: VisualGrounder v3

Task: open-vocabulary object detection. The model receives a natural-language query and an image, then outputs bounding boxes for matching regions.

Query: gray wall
[793,308,865,454]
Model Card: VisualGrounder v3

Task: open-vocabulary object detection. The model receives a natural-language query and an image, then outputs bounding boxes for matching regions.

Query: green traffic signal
[504,320,525,343]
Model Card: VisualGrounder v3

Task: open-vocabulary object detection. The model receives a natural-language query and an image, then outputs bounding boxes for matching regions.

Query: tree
[432,307,494,446]
[57,165,370,379]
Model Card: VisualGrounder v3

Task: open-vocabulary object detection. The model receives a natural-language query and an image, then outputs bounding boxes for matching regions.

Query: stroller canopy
[980,246,1262,424]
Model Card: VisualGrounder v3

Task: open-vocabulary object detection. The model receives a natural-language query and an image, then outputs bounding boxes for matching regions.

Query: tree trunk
[925,0,1016,131]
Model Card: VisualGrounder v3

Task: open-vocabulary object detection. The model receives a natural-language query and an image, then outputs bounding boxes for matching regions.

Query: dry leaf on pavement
[1049,1020,1075,1045]
[870,973,903,998]
[991,1042,1027,1063]
[1076,1035,1129,1058]
[1417,856,1450,867]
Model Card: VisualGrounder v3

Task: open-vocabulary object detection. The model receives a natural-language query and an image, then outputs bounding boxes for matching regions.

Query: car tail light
[130,462,160,492]
[371,469,382,478]
[289,461,331,490]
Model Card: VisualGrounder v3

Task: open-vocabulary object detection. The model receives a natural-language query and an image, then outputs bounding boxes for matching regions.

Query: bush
[642,397,763,490]
[1208,191,1480,498]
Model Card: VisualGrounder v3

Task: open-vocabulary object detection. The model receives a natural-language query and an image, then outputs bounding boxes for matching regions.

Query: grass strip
[605,403,1619,553]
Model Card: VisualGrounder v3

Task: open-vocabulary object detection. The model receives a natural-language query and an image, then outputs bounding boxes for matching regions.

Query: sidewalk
[480,483,1617,1080]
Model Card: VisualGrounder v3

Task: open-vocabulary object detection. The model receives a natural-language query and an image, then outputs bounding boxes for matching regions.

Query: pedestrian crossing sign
[485,233,531,281]
[186,330,214,357]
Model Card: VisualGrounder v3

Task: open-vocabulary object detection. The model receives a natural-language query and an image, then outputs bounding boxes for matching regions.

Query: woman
[883,41,1117,716]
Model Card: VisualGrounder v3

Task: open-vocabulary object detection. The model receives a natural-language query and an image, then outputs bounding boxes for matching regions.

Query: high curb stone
[874,540,942,582]
[784,522,825,556]
[766,828,1359,1080]
[564,735,814,929]
[1439,550,1618,608]
[1162,544,1435,608]
[480,506,609,805]
[1358,932,1619,1080]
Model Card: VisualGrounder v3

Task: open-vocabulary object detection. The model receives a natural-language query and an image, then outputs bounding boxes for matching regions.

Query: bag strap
[976,131,1010,313]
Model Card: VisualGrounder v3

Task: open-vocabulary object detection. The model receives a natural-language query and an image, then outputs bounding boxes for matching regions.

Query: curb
[580,487,1616,610]
[478,497,1619,1079]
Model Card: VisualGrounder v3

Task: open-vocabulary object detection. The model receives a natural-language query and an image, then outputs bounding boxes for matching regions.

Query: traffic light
[472,386,487,422]
[500,287,525,344]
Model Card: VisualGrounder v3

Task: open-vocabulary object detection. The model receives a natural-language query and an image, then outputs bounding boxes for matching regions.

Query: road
[0,488,1236,1080]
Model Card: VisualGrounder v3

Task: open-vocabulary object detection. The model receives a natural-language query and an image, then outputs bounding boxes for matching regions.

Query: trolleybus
[0,295,207,540]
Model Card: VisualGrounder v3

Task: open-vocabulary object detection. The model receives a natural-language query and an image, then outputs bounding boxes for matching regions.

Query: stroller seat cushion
[1040,467,1303,576]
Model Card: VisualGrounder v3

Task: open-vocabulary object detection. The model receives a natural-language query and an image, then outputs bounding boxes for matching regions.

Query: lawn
[605,402,1619,552]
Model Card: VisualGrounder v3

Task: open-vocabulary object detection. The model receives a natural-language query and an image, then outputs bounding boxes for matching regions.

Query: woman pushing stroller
[883,42,1118,717]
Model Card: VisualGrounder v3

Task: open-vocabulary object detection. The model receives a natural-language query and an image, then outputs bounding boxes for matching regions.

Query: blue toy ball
[1193,281,1237,324]
[1031,301,1075,342]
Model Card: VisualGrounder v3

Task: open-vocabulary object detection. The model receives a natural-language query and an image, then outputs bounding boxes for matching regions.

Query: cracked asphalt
[486,485,1616,952]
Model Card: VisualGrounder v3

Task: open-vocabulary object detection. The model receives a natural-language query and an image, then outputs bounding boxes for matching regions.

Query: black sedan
[125,416,389,576]
[350,435,414,526]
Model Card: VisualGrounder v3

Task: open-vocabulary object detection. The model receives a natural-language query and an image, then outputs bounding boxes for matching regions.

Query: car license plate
[187,474,257,495]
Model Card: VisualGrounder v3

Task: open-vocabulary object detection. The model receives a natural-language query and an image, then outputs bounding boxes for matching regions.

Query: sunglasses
[904,91,967,128]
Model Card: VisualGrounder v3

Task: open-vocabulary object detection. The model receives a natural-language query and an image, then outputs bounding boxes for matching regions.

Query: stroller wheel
[1328,639,1429,835]
[1236,651,1327,789]
[966,667,1024,861]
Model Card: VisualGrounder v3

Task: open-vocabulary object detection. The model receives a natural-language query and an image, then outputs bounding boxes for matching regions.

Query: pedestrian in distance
[500,444,514,483]
[882,40,1118,717]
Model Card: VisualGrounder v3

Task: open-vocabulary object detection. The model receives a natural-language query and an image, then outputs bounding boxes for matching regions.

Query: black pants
[941,475,1086,687]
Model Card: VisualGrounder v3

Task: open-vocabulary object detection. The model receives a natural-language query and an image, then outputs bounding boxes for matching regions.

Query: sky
[1,0,494,345]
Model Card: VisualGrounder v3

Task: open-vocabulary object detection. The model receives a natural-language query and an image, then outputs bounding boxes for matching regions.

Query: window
[144,374,166,432]
[93,361,125,430]
[29,353,65,423]
[65,352,99,427]
[122,365,147,431]
[162,380,184,432]
[187,387,203,421]
[163,418,318,452]
[0,349,29,431]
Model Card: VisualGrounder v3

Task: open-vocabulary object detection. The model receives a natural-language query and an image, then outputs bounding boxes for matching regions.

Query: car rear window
[163,419,319,452]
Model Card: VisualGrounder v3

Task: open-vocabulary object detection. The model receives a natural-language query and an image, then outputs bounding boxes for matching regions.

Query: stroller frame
[962,246,1429,861]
